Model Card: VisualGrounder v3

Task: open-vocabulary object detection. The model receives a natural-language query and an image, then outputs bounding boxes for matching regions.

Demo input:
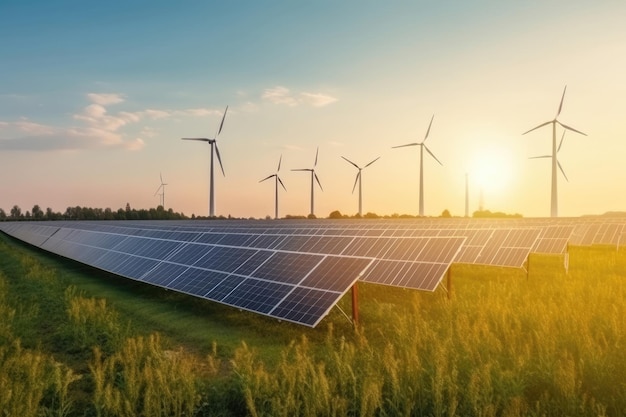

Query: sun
[469,145,514,194]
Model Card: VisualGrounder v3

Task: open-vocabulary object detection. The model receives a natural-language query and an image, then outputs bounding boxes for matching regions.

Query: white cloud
[263,86,299,106]
[0,93,233,152]
[87,93,125,106]
[141,109,171,119]
[262,86,338,107]
[301,92,338,107]
[176,108,221,117]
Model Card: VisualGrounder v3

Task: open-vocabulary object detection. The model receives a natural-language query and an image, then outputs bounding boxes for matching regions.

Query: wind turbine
[260,155,286,220]
[392,114,442,216]
[292,147,323,217]
[341,155,380,217]
[530,130,569,182]
[181,105,228,217]
[523,86,586,217]
[154,172,168,208]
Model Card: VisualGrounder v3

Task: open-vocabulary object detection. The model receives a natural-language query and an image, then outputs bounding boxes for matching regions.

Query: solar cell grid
[300,256,373,292]
[142,262,188,286]
[222,279,293,314]
[253,252,324,284]
[10,218,616,327]
[193,246,258,273]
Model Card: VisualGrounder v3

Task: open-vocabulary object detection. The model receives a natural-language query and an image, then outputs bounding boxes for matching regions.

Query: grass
[0,232,624,416]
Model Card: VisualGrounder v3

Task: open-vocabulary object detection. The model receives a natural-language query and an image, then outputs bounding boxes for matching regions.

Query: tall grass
[89,333,203,417]
[0,271,80,417]
[1,233,625,416]
[64,286,129,355]
[232,248,625,417]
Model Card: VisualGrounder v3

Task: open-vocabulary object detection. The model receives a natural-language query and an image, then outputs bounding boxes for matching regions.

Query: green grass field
[0,232,624,416]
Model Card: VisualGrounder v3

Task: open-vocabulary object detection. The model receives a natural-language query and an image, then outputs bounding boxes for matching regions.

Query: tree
[10,205,21,220]
[328,210,343,219]
[440,209,452,218]
[0,208,6,221]
[32,205,44,220]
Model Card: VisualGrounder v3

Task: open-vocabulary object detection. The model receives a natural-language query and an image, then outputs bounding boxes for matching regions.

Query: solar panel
[6,217,622,326]
[1,221,464,327]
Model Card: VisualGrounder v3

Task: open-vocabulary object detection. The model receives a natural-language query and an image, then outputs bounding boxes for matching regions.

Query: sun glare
[469,145,514,194]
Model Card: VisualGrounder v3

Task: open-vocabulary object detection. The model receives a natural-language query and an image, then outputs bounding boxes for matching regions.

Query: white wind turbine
[153,172,168,208]
[523,86,586,217]
[530,130,569,181]
[392,114,442,216]
[181,105,228,217]
[260,155,287,220]
[292,147,323,217]
[341,155,380,217]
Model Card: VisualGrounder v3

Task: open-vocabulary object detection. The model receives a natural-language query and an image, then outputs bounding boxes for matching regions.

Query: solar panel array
[2,216,626,327]
[0,221,464,327]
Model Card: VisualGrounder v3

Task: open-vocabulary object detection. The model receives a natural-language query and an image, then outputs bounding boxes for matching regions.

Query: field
[0,232,625,417]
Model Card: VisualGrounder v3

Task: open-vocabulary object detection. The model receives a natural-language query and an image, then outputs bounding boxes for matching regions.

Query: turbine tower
[523,86,586,217]
[292,147,323,217]
[465,173,469,218]
[181,105,228,217]
[260,155,286,220]
[341,155,380,217]
[154,172,168,208]
[392,114,442,216]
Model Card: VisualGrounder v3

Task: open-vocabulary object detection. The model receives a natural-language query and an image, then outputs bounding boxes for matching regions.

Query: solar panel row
[0,221,465,327]
[2,217,625,327]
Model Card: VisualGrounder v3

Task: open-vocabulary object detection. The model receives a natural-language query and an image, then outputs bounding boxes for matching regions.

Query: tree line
[0,203,188,221]
[0,205,523,222]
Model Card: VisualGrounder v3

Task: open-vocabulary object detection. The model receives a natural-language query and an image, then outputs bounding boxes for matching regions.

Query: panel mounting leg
[351,283,359,327]
[446,268,453,300]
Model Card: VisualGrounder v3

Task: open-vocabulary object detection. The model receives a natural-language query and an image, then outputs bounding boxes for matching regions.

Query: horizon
[2,2,626,219]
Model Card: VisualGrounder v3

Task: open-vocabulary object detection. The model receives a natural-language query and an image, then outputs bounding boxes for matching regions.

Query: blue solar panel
[5,218,604,326]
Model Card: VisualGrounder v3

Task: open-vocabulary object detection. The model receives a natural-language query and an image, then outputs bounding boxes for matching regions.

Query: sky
[1,1,626,219]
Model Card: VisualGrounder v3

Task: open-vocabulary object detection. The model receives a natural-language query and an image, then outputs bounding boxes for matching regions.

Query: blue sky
[2,1,626,218]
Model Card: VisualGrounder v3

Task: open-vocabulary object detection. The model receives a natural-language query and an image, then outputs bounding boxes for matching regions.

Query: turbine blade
[215,143,225,176]
[558,160,569,182]
[341,156,359,169]
[558,131,566,152]
[364,156,380,168]
[259,174,275,183]
[181,138,209,141]
[154,184,163,195]
[277,154,282,172]
[529,155,551,159]
[557,86,567,117]
[217,105,228,136]
[314,172,323,191]
[557,121,587,136]
[424,114,434,141]
[291,168,312,172]
[424,144,443,165]
[352,172,360,194]
[522,121,552,135]
[314,146,319,166]
[277,176,287,191]
[392,143,418,148]
[160,172,163,183]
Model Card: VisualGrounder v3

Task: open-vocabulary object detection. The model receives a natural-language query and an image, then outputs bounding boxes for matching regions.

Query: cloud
[175,108,221,117]
[263,86,299,106]
[87,93,125,106]
[0,93,144,151]
[301,92,338,107]
[0,93,232,152]
[262,86,338,107]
